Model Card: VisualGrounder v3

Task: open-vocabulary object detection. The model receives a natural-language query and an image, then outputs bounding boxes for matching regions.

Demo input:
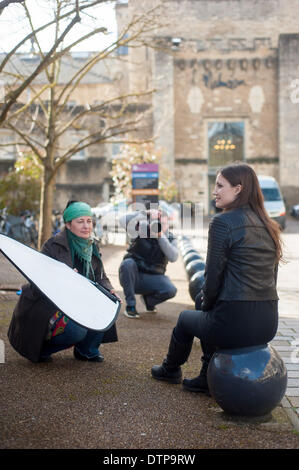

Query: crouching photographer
[119,208,178,318]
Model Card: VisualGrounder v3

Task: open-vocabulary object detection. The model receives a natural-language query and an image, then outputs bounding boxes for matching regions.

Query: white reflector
[0,234,120,331]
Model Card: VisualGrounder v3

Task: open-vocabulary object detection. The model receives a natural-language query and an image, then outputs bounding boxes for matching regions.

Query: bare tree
[0,1,111,125]
[1,0,164,246]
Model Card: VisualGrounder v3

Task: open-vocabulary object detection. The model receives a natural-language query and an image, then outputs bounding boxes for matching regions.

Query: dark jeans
[174,300,278,362]
[41,317,104,359]
[119,258,177,308]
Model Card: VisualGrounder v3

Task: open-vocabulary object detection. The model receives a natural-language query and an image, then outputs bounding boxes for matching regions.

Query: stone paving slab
[272,319,299,430]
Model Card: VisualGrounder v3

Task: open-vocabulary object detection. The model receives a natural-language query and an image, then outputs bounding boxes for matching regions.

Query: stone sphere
[207,344,288,417]
[180,246,196,257]
[188,270,205,301]
[185,259,206,279]
[183,251,202,266]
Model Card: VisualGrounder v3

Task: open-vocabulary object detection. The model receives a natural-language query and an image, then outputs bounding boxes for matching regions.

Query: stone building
[116,0,299,213]
[0,47,148,210]
[1,0,299,215]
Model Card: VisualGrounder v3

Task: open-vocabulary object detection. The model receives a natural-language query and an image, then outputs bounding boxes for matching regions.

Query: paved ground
[1,217,299,454]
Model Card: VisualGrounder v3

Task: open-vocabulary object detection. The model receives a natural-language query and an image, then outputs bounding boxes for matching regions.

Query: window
[208,121,244,169]
[261,187,282,202]
[117,34,129,56]
[69,131,87,160]
[0,131,16,160]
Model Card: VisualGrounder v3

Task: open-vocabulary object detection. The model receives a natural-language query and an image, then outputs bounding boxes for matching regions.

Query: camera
[148,220,162,236]
[146,213,162,237]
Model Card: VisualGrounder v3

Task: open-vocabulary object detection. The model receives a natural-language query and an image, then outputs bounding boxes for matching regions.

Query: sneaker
[74,348,104,362]
[124,306,140,319]
[141,295,157,313]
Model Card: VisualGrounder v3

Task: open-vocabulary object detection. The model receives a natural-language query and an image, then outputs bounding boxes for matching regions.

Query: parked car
[92,199,180,231]
[91,200,128,231]
[158,200,180,228]
[291,204,299,218]
[258,176,286,230]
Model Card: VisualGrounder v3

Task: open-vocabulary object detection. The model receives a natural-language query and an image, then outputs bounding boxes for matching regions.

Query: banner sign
[131,163,159,208]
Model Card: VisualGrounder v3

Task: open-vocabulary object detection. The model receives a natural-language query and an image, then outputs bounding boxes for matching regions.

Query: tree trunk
[38,167,55,249]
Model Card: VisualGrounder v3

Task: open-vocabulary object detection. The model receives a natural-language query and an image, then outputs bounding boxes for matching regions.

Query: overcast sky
[0,1,117,53]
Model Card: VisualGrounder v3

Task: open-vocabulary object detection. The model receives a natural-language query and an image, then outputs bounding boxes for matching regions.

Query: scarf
[66,228,99,279]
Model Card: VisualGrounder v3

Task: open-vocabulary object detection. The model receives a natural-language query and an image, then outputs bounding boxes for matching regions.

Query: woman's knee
[66,321,87,344]
[175,310,196,342]
[178,309,195,325]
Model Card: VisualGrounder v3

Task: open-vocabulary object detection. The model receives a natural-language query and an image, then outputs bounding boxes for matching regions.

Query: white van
[258,176,286,230]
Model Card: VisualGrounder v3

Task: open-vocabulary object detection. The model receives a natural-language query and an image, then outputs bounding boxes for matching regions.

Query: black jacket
[124,233,175,275]
[8,229,117,362]
[200,206,279,311]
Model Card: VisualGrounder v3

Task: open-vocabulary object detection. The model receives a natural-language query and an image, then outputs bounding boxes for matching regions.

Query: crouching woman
[8,201,118,363]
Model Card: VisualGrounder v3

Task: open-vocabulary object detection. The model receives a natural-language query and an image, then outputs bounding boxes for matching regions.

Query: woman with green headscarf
[8,201,118,363]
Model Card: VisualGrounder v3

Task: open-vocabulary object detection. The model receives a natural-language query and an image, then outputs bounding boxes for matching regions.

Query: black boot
[151,330,193,384]
[182,355,211,394]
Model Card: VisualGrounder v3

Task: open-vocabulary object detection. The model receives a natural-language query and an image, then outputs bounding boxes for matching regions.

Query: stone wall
[278,34,299,207]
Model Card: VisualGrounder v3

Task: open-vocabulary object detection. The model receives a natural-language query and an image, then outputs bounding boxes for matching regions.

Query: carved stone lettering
[203,71,245,90]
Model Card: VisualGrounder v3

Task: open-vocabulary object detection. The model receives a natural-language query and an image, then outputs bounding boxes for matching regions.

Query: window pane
[208,121,244,169]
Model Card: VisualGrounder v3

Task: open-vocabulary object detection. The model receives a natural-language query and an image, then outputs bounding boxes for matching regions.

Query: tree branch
[0,12,81,124]
[6,121,44,163]
[0,0,103,70]
[0,0,23,14]
[0,1,111,124]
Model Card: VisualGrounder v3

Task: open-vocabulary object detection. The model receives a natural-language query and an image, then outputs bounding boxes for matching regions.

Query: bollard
[207,344,288,417]
[183,251,202,266]
[188,270,205,301]
[185,259,206,279]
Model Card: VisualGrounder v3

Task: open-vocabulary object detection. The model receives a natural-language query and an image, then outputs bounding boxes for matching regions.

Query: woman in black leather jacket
[151,162,283,394]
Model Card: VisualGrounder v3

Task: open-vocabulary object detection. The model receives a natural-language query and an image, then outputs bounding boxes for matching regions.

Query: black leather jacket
[200,206,279,311]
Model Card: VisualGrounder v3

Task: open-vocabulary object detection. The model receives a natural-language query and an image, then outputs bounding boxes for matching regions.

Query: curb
[282,397,299,432]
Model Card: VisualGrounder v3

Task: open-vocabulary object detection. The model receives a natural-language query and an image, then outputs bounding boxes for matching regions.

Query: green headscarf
[63,201,92,223]
[63,201,99,279]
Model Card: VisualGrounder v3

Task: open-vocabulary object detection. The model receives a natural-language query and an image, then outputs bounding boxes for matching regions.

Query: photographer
[118,208,178,318]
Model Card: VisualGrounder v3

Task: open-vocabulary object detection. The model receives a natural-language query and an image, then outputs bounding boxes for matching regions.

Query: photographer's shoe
[141,295,157,313]
[124,306,140,319]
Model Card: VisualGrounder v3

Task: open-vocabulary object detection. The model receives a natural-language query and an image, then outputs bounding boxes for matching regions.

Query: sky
[0,0,118,53]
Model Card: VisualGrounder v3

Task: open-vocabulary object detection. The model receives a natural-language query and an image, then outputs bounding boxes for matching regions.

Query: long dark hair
[218,162,283,263]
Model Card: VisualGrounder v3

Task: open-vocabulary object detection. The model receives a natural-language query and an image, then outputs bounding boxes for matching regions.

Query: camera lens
[149,221,162,234]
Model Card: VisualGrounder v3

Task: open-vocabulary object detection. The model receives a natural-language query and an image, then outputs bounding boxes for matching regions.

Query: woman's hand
[110,290,122,303]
